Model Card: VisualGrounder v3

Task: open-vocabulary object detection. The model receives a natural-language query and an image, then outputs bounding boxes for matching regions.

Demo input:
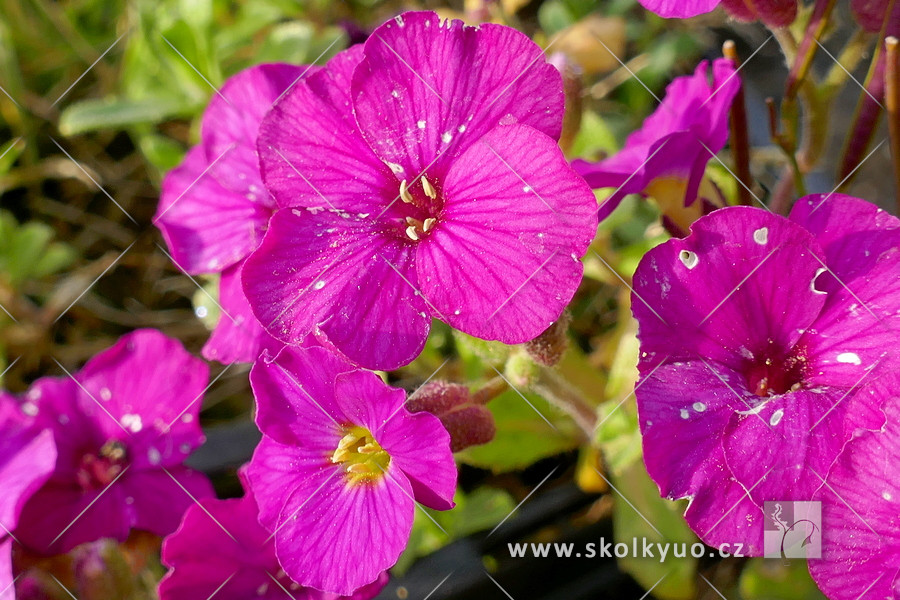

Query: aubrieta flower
[243,10,598,371]
[160,472,388,600]
[631,194,900,554]
[0,396,57,597]
[246,344,457,595]
[637,0,797,26]
[154,63,314,363]
[809,394,900,600]
[13,329,214,555]
[572,59,739,222]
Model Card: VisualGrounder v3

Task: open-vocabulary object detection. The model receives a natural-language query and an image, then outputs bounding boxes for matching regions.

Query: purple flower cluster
[0,330,212,595]
[151,9,596,599]
[631,193,900,595]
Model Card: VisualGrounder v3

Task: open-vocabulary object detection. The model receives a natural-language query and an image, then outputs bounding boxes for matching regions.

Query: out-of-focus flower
[160,472,388,600]
[0,396,57,597]
[631,194,900,554]
[809,394,900,599]
[14,330,213,555]
[246,344,457,595]
[243,11,597,371]
[572,59,739,223]
[155,64,314,363]
[637,0,797,26]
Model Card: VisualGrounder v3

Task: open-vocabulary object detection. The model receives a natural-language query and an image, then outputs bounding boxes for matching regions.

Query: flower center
[331,426,390,485]
[76,440,128,491]
[397,176,441,241]
[744,350,808,397]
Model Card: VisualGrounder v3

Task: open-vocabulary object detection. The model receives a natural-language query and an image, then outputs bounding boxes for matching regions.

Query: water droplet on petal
[693,402,707,412]
[836,352,861,365]
[753,227,769,245]
[679,408,690,419]
[769,408,784,426]
[679,250,699,270]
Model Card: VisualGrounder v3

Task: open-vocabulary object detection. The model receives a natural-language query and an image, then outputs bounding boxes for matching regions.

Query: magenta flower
[154,63,313,363]
[243,11,598,371]
[572,59,739,221]
[638,0,797,26]
[245,344,457,595]
[160,472,388,600]
[632,194,900,554]
[13,329,214,555]
[809,394,900,599]
[0,396,57,597]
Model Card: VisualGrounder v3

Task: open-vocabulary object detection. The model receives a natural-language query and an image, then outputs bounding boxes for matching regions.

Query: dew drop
[394,14,405,26]
[811,267,828,294]
[679,250,699,270]
[836,352,861,365]
[753,227,769,245]
[441,131,453,144]
[195,306,208,319]
[21,402,38,416]
[457,124,466,133]
[693,402,707,412]
[883,490,893,501]
[769,408,785,426]
[417,120,426,129]
[391,89,400,99]
[679,408,690,419]
[122,413,143,433]
[100,387,112,401]
[148,448,161,465]
[314,280,326,290]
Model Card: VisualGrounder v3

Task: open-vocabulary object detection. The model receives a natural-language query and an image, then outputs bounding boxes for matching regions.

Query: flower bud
[523,313,571,366]
[407,381,496,452]
[721,0,797,27]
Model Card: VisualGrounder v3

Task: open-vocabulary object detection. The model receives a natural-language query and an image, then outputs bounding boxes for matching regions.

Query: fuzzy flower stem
[532,366,597,442]
[724,41,754,207]
[471,376,509,405]
[885,36,900,212]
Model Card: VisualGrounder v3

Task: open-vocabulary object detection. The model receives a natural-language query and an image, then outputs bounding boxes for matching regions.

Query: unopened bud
[721,0,797,28]
[407,381,496,452]
[523,313,571,366]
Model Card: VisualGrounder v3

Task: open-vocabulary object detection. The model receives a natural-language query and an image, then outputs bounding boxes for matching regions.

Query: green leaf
[739,558,827,600]
[0,211,76,288]
[568,110,618,160]
[458,387,580,472]
[138,132,188,172]
[254,21,315,64]
[538,0,576,35]
[612,461,698,600]
[59,97,195,135]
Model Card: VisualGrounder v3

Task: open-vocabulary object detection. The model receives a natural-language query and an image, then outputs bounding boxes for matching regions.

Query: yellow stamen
[406,226,419,241]
[331,426,391,485]
[400,180,414,204]
[422,176,437,199]
[423,218,436,232]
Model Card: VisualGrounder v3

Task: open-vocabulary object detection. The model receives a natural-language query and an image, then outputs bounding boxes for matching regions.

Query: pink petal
[0,427,56,533]
[258,46,397,214]
[155,145,273,274]
[637,361,763,550]
[0,538,12,600]
[127,467,214,538]
[250,345,350,449]
[202,263,272,364]
[77,329,208,463]
[809,395,900,600]
[352,11,563,182]
[417,123,595,343]
[15,480,131,554]
[274,463,413,596]
[637,0,721,17]
[242,208,430,370]
[200,63,314,157]
[632,207,826,373]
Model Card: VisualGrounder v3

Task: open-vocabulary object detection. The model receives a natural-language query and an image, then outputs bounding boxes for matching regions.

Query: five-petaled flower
[154,63,314,364]
[572,58,739,228]
[242,10,598,371]
[246,343,457,595]
[13,329,214,555]
[631,194,900,554]
[160,470,388,600]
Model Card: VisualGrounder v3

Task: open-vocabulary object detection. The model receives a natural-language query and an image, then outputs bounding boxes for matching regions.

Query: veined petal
[632,207,826,372]
[258,47,397,214]
[127,467,214,538]
[242,208,430,371]
[637,0,721,18]
[202,263,273,364]
[417,123,596,343]
[352,11,563,182]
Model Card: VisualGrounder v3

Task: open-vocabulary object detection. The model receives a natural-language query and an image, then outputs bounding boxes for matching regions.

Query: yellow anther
[358,443,380,454]
[423,218,436,232]
[400,180,414,204]
[422,176,437,199]
[406,226,420,241]
[346,463,372,474]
